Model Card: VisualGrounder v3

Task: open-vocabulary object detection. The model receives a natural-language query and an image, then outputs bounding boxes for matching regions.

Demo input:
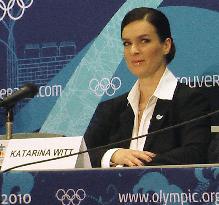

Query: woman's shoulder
[173,82,209,110]
[174,82,204,98]
[98,92,129,107]
[93,92,130,118]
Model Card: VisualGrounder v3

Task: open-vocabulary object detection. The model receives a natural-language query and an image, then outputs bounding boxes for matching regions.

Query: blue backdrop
[1,166,219,205]
[0,0,219,136]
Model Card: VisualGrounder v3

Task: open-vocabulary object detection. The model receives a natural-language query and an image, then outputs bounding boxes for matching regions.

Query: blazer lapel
[144,99,172,150]
[111,103,134,148]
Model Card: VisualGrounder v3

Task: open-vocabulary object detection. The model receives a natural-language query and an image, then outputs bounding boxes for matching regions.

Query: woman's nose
[130,43,140,54]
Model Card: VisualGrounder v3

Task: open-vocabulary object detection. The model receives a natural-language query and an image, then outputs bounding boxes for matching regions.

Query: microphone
[0,83,38,108]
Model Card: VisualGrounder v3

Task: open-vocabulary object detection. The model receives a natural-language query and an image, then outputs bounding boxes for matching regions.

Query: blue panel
[40,0,164,136]
[1,167,219,205]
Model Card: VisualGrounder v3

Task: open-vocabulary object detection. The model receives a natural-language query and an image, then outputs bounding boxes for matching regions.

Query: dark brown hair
[121,7,175,64]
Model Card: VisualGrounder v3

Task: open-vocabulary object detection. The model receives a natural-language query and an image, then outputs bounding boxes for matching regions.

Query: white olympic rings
[0,0,33,21]
[89,77,121,97]
[56,189,86,205]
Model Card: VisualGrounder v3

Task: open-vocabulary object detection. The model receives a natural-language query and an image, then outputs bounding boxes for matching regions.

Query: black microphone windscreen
[0,83,38,108]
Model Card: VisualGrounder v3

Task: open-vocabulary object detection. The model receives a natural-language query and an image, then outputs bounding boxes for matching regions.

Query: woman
[84,7,210,168]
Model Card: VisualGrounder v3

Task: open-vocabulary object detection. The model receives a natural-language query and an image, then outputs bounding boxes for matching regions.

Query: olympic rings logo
[56,189,86,205]
[89,77,121,97]
[0,0,33,21]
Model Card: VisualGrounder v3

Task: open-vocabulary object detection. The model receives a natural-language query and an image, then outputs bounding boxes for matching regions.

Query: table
[1,164,219,205]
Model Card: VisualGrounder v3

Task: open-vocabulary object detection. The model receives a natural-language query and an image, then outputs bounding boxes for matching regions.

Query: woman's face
[122,20,171,79]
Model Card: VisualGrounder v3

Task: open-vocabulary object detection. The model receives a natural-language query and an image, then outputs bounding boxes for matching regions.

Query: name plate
[1,136,91,171]
[0,140,8,167]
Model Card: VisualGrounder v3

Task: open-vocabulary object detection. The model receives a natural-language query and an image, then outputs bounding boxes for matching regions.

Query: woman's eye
[123,41,131,47]
[141,39,150,43]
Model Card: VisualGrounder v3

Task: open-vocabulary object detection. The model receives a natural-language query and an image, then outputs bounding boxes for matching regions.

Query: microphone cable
[2,108,219,173]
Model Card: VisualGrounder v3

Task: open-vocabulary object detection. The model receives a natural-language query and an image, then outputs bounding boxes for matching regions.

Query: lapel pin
[156,114,163,120]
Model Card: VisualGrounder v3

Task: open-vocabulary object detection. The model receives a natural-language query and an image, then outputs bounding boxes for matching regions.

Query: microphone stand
[5,107,13,140]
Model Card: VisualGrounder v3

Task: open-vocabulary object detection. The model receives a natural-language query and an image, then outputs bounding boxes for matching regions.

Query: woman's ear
[163,38,172,55]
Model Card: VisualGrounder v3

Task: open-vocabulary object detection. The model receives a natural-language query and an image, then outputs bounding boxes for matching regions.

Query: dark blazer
[84,83,211,167]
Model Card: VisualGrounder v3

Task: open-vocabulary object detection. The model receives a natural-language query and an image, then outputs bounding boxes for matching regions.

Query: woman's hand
[111,149,156,167]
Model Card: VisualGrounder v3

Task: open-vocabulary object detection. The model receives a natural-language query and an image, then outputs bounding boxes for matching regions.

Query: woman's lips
[132,60,145,65]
